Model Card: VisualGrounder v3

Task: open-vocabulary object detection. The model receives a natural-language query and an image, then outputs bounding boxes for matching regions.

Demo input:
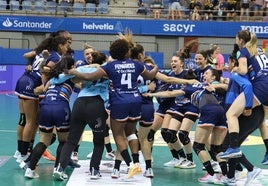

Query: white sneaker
[25,168,39,179]
[53,165,68,181]
[111,168,120,179]
[90,167,102,180]
[222,176,236,186]
[234,170,247,181]
[13,150,21,159]
[163,158,181,167]
[87,151,93,159]
[19,161,29,170]
[143,168,154,178]
[53,168,68,180]
[177,159,196,169]
[71,152,78,162]
[16,154,28,164]
[198,173,219,184]
[105,150,115,160]
[245,167,261,185]
[217,174,228,184]
[126,162,142,179]
[174,157,186,168]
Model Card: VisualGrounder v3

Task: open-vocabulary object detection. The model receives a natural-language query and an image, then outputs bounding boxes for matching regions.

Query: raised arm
[141,65,158,80]
[67,68,106,81]
[155,72,199,84]
[145,89,185,98]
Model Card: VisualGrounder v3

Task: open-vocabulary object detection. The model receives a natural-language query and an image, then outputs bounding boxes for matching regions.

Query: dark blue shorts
[253,80,268,106]
[39,101,71,132]
[14,73,41,100]
[110,102,142,121]
[198,104,227,128]
[140,102,154,125]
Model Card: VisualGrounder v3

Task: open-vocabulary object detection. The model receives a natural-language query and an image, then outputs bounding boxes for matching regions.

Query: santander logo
[2,18,12,27]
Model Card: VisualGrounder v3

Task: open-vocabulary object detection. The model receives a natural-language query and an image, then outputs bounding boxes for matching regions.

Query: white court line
[67,160,151,186]
[0,130,16,133]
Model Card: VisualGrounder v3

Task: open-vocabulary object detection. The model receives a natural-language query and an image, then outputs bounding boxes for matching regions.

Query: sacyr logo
[2,18,13,27]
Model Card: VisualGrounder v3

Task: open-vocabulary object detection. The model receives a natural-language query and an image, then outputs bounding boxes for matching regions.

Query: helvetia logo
[2,18,12,27]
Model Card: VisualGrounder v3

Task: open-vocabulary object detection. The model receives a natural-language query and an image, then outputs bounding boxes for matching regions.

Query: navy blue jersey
[46,50,61,65]
[101,58,145,104]
[75,60,88,68]
[27,54,43,83]
[155,69,188,107]
[194,65,213,82]
[238,47,268,82]
[184,82,224,106]
[14,54,43,99]
[238,47,268,104]
[138,64,154,104]
[40,79,74,105]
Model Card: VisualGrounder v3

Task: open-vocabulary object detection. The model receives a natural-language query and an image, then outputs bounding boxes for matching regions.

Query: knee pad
[193,142,205,156]
[166,129,178,143]
[18,113,26,127]
[161,128,169,143]
[127,134,138,142]
[178,130,190,145]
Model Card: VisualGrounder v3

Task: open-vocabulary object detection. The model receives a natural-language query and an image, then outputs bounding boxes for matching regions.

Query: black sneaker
[90,167,102,180]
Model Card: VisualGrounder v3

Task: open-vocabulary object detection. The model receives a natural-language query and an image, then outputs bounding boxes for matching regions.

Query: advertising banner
[0,15,268,38]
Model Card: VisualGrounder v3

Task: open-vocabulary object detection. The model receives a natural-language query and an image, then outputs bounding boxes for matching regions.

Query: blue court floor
[0,93,268,186]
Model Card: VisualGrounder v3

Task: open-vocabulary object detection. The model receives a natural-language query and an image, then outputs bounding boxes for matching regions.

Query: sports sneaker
[90,167,102,180]
[16,154,29,164]
[217,174,227,184]
[235,170,247,181]
[13,150,21,159]
[177,159,196,169]
[163,158,181,167]
[42,149,56,161]
[71,152,78,162]
[68,159,81,168]
[53,168,68,180]
[24,168,39,179]
[87,151,93,159]
[218,147,242,159]
[222,177,236,186]
[261,154,268,165]
[126,162,142,179]
[174,157,186,168]
[245,167,261,185]
[198,173,219,184]
[19,161,29,170]
[53,165,68,181]
[202,160,221,173]
[111,168,120,179]
[143,168,154,178]
[105,150,115,160]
